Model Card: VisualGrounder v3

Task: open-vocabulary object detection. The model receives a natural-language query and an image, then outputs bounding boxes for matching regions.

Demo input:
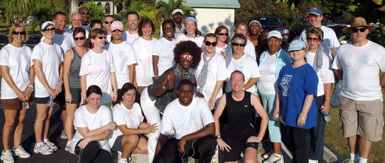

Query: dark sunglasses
[82,12,90,15]
[306,37,319,42]
[12,31,26,35]
[97,36,105,40]
[232,43,246,47]
[218,33,228,36]
[205,41,217,46]
[74,37,86,41]
[351,27,367,33]
[180,54,193,60]
[104,21,113,24]
[43,28,56,31]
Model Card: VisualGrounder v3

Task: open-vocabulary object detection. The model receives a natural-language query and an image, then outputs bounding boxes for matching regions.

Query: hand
[55,83,62,94]
[208,97,216,110]
[297,114,307,127]
[107,122,116,130]
[177,138,186,153]
[112,91,118,102]
[77,137,91,149]
[320,103,330,114]
[47,88,56,96]
[216,138,231,152]
[65,93,73,104]
[144,123,158,134]
[273,107,280,118]
[247,136,262,143]
[221,52,227,58]
[23,87,33,98]
[165,74,174,90]
[16,91,27,101]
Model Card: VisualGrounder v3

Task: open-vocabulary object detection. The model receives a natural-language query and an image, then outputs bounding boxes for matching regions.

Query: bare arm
[380,73,385,87]
[80,75,87,104]
[63,50,74,103]
[25,66,35,98]
[77,121,116,138]
[33,60,55,96]
[154,70,176,96]
[321,83,332,114]
[243,77,259,91]
[111,72,118,102]
[213,95,231,152]
[128,64,136,87]
[178,123,215,153]
[208,80,224,110]
[152,55,159,79]
[273,89,282,117]
[249,93,268,142]
[117,122,158,135]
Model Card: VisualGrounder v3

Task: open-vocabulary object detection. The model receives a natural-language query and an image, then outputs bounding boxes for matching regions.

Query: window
[105,3,110,14]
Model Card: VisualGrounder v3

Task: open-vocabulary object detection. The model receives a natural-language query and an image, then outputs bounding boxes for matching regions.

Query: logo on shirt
[244,105,249,107]
[280,75,292,96]
[362,54,370,64]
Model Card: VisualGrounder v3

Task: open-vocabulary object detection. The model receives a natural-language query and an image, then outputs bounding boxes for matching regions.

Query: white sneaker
[61,130,67,139]
[342,159,355,163]
[1,150,14,163]
[308,159,319,163]
[34,143,53,155]
[118,158,128,163]
[264,153,283,163]
[117,151,122,162]
[13,146,30,158]
[65,143,74,154]
[44,140,58,151]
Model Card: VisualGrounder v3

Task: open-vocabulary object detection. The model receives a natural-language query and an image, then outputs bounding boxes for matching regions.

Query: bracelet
[113,89,118,92]
[28,84,33,88]
[299,116,307,120]
[58,80,64,83]
[325,97,331,100]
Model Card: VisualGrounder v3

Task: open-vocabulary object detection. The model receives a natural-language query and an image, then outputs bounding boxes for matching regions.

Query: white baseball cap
[172,9,184,15]
[267,30,282,40]
[41,21,55,31]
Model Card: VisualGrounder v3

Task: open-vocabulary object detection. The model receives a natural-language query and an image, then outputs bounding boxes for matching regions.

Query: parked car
[254,16,290,43]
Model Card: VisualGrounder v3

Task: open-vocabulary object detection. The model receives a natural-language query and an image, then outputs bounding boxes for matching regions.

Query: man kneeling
[154,79,216,163]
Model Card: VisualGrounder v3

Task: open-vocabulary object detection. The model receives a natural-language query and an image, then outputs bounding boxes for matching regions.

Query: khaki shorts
[339,96,384,142]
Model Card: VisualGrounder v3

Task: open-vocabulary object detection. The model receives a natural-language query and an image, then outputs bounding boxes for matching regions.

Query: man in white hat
[332,17,385,163]
[172,8,185,38]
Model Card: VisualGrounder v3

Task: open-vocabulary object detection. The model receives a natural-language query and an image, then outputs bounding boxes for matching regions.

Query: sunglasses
[306,37,319,42]
[351,27,367,33]
[12,31,26,35]
[104,21,113,24]
[43,28,56,31]
[232,43,246,47]
[97,36,105,40]
[74,37,86,41]
[82,12,90,15]
[179,54,193,60]
[205,41,217,46]
[218,33,228,36]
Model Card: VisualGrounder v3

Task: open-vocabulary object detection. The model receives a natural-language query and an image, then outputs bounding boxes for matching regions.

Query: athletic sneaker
[13,146,30,158]
[118,158,128,163]
[308,159,319,163]
[264,153,283,163]
[342,159,355,163]
[60,130,67,139]
[117,151,122,162]
[1,150,14,163]
[65,143,73,154]
[44,140,58,151]
[34,143,53,155]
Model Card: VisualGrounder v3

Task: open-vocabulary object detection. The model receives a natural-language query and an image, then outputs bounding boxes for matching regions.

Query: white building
[70,0,122,15]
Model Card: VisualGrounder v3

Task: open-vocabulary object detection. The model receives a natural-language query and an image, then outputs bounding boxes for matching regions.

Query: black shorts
[224,142,259,161]
[69,87,82,104]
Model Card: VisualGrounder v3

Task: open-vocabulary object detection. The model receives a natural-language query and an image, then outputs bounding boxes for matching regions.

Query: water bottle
[323,113,331,122]
[22,96,29,109]
[47,96,54,107]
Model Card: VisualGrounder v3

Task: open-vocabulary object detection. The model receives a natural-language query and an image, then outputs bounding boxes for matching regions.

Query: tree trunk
[380,19,385,47]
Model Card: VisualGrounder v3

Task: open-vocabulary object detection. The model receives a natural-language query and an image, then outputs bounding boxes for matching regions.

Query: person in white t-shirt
[132,18,158,93]
[109,83,158,163]
[122,12,140,44]
[32,21,64,155]
[154,79,216,163]
[153,19,176,78]
[300,7,340,57]
[195,33,226,110]
[65,13,89,47]
[71,85,115,163]
[0,23,33,162]
[176,17,204,48]
[172,8,185,39]
[305,27,335,163]
[225,21,257,60]
[103,15,115,43]
[225,34,260,94]
[332,17,385,163]
[80,29,118,108]
[108,21,137,91]
[214,25,229,57]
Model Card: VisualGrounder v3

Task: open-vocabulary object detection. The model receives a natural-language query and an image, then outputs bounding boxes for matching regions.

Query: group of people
[1,5,384,163]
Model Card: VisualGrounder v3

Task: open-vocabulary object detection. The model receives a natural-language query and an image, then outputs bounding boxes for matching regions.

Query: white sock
[66,141,71,146]
[43,139,49,143]
[273,153,282,158]
[358,157,367,163]
[36,142,42,147]
[350,153,356,160]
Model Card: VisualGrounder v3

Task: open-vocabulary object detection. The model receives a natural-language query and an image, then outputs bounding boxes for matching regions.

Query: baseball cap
[41,21,55,31]
[288,40,306,52]
[267,30,282,40]
[111,21,124,31]
[308,7,323,16]
[172,9,183,16]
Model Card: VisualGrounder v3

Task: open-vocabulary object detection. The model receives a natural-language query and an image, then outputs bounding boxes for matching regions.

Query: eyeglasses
[218,33,228,36]
[351,27,367,33]
[74,37,86,41]
[306,37,319,42]
[205,41,217,46]
[12,31,26,35]
[82,12,90,15]
[97,36,105,40]
[179,54,193,60]
[43,28,56,32]
[232,43,246,47]
[104,21,113,24]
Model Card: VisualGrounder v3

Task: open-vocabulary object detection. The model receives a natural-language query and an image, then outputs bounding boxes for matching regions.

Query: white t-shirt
[244,40,257,60]
[195,52,226,101]
[215,45,227,55]
[71,105,112,153]
[132,37,157,87]
[79,50,116,104]
[332,40,385,101]
[258,53,277,95]
[306,52,335,96]
[64,28,90,47]
[154,37,176,75]
[41,34,72,53]
[122,31,139,44]
[106,34,112,43]
[300,26,340,56]
[0,44,32,99]
[31,42,63,97]
[108,102,144,146]
[175,34,204,48]
[225,54,260,93]
[160,97,215,139]
[108,41,137,89]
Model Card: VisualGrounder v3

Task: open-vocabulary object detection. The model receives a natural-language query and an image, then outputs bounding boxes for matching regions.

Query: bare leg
[35,104,48,143]
[358,136,372,159]
[13,109,27,148]
[273,142,281,154]
[243,147,259,163]
[347,135,359,155]
[61,104,67,136]
[121,135,139,158]
[43,104,55,140]
[134,137,148,154]
[65,103,79,141]
[2,109,18,150]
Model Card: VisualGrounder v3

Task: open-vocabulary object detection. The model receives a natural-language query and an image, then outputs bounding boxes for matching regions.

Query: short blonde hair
[8,23,29,43]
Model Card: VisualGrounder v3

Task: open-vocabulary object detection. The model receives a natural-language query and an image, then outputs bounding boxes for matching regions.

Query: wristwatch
[216,135,222,139]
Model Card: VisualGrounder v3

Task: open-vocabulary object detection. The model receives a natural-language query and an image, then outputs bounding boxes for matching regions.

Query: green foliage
[156,0,195,19]
[81,2,106,22]
[31,7,55,32]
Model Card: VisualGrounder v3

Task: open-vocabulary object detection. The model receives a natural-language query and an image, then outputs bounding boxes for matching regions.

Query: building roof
[156,0,240,9]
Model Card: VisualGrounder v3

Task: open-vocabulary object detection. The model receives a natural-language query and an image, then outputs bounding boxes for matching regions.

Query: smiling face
[12,28,26,44]
[91,34,105,48]
[122,89,136,107]
[268,37,282,53]
[79,8,90,24]
[177,84,194,106]
[173,13,183,24]
[179,52,194,69]
[87,93,102,109]
[127,14,139,31]
[41,24,55,40]
[104,16,114,31]
[308,14,323,27]
[71,13,82,28]
[307,33,320,51]
[74,32,86,47]
[163,22,175,39]
[249,22,261,35]
[185,20,196,36]
[141,23,153,37]
[230,72,244,92]
[236,24,248,36]
[53,14,66,31]
[350,27,369,44]
[289,49,306,62]
[232,39,246,54]
[216,28,228,43]
[112,29,123,40]
[204,36,217,54]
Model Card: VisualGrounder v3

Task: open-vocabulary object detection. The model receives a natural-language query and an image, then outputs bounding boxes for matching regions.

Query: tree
[156,0,195,19]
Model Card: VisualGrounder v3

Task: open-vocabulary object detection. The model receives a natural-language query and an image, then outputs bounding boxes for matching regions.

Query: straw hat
[342,17,376,33]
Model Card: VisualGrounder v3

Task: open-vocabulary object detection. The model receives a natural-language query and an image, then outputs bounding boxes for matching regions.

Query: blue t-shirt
[278,63,318,129]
